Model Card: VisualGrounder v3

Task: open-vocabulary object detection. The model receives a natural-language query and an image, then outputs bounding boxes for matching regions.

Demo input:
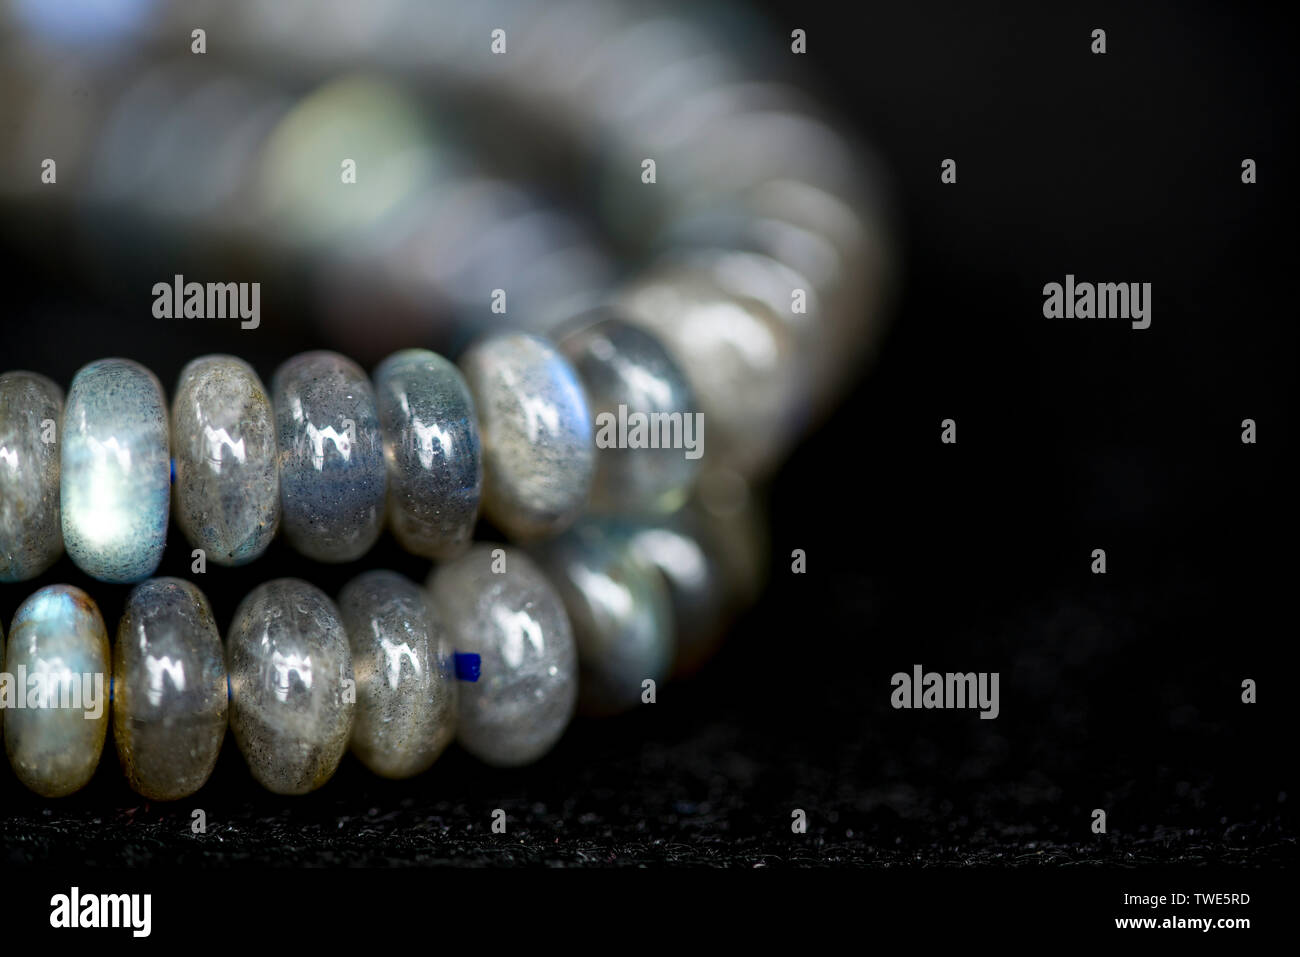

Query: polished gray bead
[61,358,171,583]
[533,522,674,715]
[428,545,577,766]
[172,355,280,566]
[459,333,594,541]
[372,349,481,560]
[272,351,387,563]
[655,179,896,411]
[0,372,64,582]
[557,316,701,515]
[113,578,227,801]
[609,516,730,678]
[3,585,110,797]
[227,579,355,794]
[617,265,808,478]
[339,570,456,779]
[601,469,767,677]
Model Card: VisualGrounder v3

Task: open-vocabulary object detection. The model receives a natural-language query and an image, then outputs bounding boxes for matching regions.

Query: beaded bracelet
[0,2,889,806]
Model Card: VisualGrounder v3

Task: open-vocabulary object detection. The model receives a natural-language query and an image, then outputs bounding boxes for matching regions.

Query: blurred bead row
[1,314,708,582]
[2,492,762,800]
[0,4,897,473]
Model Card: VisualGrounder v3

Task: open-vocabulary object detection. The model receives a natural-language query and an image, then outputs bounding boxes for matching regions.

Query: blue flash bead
[272,351,388,563]
[3,585,111,797]
[61,358,171,583]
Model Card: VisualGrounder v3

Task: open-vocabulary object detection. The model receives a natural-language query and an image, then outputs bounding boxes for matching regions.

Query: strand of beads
[0,317,702,582]
[1,547,582,799]
[3,484,761,800]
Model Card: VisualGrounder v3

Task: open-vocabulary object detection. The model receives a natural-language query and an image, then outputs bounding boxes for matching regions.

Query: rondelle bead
[172,355,280,566]
[0,372,64,582]
[533,522,674,715]
[227,579,355,794]
[616,268,807,479]
[557,316,701,515]
[459,332,594,541]
[113,578,227,801]
[339,570,457,779]
[272,351,387,563]
[609,516,731,677]
[372,349,481,560]
[428,545,577,766]
[61,358,170,583]
[3,585,110,797]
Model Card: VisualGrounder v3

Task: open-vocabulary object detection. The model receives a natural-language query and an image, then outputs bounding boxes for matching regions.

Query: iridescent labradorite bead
[617,268,807,478]
[272,351,387,563]
[339,570,456,779]
[459,333,594,541]
[533,522,674,715]
[172,356,280,566]
[611,514,732,677]
[0,372,64,582]
[61,358,170,583]
[372,349,481,560]
[227,579,355,795]
[113,578,227,801]
[3,585,110,797]
[428,545,577,766]
[557,316,701,515]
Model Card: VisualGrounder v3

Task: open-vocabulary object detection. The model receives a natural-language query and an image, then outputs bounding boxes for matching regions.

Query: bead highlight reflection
[61,359,171,583]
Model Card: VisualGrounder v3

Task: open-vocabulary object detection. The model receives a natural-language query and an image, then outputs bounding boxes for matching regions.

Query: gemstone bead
[0,372,64,582]
[617,267,807,478]
[272,351,387,563]
[3,585,110,797]
[609,516,730,677]
[428,545,577,766]
[171,355,280,566]
[557,316,700,515]
[533,522,674,715]
[227,579,355,794]
[112,578,228,801]
[61,358,171,583]
[339,570,456,779]
[372,349,481,560]
[459,332,594,541]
